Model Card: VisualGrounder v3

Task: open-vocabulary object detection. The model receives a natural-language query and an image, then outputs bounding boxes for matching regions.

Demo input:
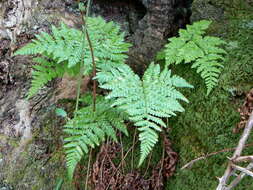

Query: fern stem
[156,136,165,188]
[75,0,92,114]
[85,29,97,112]
[85,149,92,190]
[143,152,153,177]
[131,127,137,171]
[105,140,139,190]
[119,132,125,174]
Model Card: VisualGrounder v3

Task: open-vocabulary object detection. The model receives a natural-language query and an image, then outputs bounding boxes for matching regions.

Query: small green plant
[96,63,193,165]
[160,20,226,95]
[14,17,131,98]
[64,95,128,178]
[14,8,226,183]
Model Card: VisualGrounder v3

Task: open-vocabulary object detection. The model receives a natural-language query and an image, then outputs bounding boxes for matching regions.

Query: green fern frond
[164,20,226,95]
[96,63,193,165]
[28,57,65,98]
[14,16,131,98]
[14,17,131,70]
[64,95,128,179]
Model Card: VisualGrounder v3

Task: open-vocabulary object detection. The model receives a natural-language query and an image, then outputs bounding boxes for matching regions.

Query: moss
[163,3,253,190]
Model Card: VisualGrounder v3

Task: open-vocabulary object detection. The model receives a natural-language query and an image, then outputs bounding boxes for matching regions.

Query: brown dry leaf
[234,88,253,133]
[91,135,178,190]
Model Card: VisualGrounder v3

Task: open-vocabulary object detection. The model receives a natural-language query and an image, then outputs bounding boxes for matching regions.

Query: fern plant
[164,20,226,95]
[64,95,128,178]
[14,12,195,180]
[96,63,193,165]
[14,16,131,98]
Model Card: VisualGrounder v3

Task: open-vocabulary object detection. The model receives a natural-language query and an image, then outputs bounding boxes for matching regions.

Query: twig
[216,112,253,190]
[181,142,253,170]
[156,137,165,189]
[105,140,139,190]
[227,163,253,189]
[234,155,253,163]
[99,139,109,183]
[119,132,125,174]
[231,164,253,178]
[144,152,153,177]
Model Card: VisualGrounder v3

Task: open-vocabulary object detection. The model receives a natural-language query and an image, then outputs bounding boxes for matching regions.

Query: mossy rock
[191,0,225,22]
[164,2,253,190]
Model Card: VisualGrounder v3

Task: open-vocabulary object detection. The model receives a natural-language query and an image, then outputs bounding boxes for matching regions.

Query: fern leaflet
[96,63,193,165]
[164,20,226,95]
[27,57,65,98]
[14,17,131,70]
[64,95,128,179]
[14,17,131,98]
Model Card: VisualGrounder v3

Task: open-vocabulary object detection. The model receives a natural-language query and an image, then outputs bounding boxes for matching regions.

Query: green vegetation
[64,95,128,178]
[16,15,213,179]
[159,20,226,95]
[13,1,252,189]
[165,2,253,189]
[97,63,193,165]
[14,17,131,98]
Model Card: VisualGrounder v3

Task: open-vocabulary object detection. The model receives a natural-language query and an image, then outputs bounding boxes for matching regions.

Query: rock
[92,0,190,73]
[127,0,191,72]
[0,1,75,189]
[191,0,224,22]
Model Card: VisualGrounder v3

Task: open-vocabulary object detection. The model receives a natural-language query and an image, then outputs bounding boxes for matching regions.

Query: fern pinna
[96,63,193,165]
[164,20,226,95]
[64,95,128,179]
[25,57,66,98]
[14,16,131,98]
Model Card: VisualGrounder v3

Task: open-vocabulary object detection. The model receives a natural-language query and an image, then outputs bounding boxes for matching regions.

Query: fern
[28,57,65,98]
[14,17,131,98]
[96,63,193,165]
[14,17,131,70]
[164,20,226,95]
[64,95,128,179]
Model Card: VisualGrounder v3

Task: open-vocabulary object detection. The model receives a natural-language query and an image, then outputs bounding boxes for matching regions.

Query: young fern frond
[96,63,193,165]
[164,20,226,95]
[64,95,128,179]
[28,57,65,98]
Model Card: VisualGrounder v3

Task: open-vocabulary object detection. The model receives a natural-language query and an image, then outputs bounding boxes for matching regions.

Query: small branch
[234,155,253,163]
[232,113,253,158]
[85,149,93,190]
[227,163,253,189]
[216,112,253,190]
[106,140,139,190]
[144,152,153,177]
[156,136,166,189]
[181,142,253,170]
[231,164,253,178]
